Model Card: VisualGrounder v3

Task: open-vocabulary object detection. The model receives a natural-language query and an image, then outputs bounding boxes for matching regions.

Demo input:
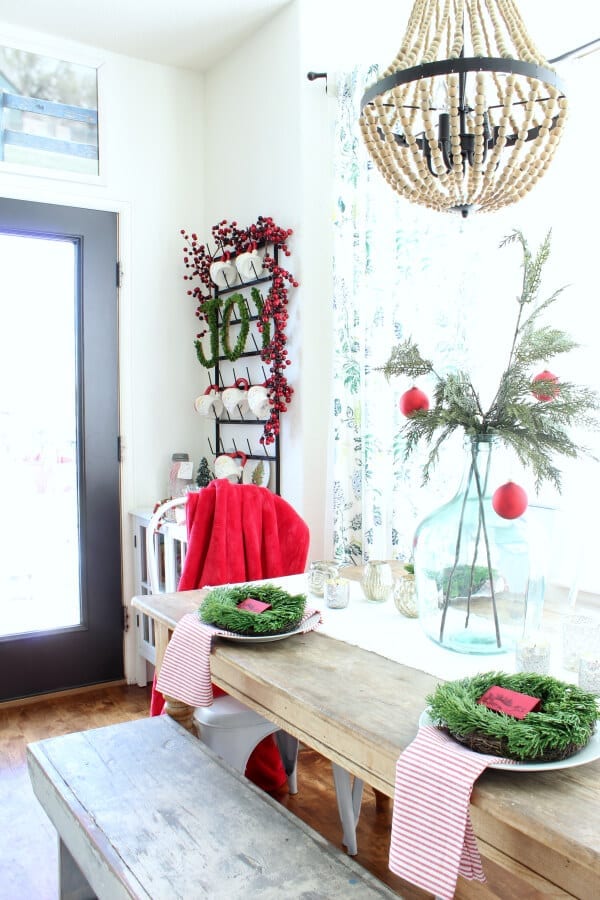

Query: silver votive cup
[562,613,600,671]
[325,577,350,609]
[393,575,418,618]
[579,655,600,695]
[361,560,394,602]
[307,561,339,597]
[515,636,551,675]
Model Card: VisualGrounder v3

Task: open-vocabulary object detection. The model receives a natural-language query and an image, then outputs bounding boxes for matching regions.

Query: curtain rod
[306,38,600,85]
[306,71,327,90]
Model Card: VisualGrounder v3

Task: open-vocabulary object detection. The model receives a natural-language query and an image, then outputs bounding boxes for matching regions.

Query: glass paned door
[0,198,122,700]
[0,234,81,636]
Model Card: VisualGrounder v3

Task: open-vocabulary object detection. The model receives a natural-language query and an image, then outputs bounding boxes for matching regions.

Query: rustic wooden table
[132,582,599,899]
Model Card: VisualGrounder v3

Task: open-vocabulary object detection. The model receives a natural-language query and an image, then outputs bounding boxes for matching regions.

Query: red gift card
[236,597,272,614]
[477,685,541,719]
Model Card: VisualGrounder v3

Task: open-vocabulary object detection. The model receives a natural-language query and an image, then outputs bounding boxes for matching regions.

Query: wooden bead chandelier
[359,0,567,217]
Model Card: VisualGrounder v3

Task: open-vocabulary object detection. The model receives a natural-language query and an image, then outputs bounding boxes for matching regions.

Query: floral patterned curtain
[329,65,461,565]
[329,62,600,579]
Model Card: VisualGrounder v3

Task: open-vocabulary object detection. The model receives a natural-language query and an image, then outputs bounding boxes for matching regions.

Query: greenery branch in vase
[382,231,599,652]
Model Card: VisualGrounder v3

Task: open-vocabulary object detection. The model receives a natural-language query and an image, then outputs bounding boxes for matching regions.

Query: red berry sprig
[181,216,297,446]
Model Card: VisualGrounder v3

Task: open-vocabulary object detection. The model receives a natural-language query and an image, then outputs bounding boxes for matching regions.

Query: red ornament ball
[399,386,429,417]
[492,481,528,519]
[532,369,559,401]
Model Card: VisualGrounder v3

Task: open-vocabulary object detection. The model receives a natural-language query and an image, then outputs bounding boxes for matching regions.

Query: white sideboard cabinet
[130,508,188,686]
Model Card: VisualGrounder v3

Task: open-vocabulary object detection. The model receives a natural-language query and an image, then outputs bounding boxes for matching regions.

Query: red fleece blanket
[179,479,310,590]
[151,480,310,792]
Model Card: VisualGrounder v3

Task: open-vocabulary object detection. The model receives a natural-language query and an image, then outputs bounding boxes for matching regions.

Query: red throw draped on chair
[151,479,310,793]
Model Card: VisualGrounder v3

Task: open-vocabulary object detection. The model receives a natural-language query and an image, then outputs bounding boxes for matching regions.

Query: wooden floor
[0,683,428,899]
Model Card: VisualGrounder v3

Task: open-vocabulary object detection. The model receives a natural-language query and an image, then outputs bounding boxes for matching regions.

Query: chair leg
[274,731,299,795]
[331,762,364,856]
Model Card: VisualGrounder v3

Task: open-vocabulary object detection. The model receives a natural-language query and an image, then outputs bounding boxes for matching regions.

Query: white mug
[236,249,264,281]
[247,384,270,418]
[214,452,247,482]
[194,385,223,417]
[221,378,249,415]
[209,258,238,289]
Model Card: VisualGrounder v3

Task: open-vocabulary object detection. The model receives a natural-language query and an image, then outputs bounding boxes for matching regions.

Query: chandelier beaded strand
[359,0,567,216]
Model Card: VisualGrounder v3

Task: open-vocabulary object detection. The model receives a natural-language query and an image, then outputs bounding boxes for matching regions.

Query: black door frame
[0,198,123,700]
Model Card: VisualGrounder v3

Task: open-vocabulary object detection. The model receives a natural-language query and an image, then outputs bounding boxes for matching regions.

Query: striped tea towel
[156,608,322,708]
[388,724,513,899]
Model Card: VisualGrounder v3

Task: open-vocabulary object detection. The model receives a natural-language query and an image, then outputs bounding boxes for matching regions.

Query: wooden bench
[27,715,397,899]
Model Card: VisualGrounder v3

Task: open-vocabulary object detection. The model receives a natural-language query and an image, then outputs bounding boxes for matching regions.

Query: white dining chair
[145,496,299,794]
[146,493,362,854]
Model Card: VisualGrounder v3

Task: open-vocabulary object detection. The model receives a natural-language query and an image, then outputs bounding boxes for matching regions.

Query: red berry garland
[181,216,297,446]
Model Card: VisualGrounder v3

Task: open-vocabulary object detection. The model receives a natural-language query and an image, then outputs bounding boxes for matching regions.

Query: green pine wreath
[198,584,307,636]
[427,672,598,762]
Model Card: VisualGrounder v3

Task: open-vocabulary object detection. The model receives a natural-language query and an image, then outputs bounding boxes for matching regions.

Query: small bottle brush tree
[251,460,265,486]
[382,230,600,646]
[195,457,213,488]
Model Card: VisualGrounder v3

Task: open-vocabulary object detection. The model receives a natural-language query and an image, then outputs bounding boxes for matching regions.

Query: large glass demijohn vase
[413,436,544,654]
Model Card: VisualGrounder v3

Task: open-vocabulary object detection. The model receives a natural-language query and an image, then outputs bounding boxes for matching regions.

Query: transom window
[0,45,99,178]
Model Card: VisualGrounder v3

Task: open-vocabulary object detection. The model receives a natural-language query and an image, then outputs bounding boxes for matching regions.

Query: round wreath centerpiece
[427,672,598,762]
[198,584,307,636]
[181,216,298,446]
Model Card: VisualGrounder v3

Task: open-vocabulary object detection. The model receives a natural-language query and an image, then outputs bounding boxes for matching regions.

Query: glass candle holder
[361,560,394,602]
[579,655,600,695]
[515,635,551,675]
[307,561,339,597]
[324,577,350,609]
[562,613,600,671]
[393,575,418,618]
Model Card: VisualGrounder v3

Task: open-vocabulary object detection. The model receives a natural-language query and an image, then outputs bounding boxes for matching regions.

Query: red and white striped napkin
[388,724,513,899]
[156,608,322,708]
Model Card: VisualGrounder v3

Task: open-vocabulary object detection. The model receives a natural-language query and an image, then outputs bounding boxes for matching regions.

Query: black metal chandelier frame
[361,56,567,179]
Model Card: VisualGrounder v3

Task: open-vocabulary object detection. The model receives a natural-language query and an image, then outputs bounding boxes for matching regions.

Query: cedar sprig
[381,339,435,380]
[382,230,600,490]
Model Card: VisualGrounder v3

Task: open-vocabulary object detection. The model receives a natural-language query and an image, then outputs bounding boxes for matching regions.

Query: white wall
[201,0,376,560]
[202,3,319,544]
[0,23,205,677]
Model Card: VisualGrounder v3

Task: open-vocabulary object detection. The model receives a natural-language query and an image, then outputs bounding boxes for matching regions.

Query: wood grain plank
[27,716,398,899]
[132,591,600,898]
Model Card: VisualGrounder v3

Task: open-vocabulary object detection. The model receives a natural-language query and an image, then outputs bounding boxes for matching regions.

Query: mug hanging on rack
[194,384,223,417]
[236,248,264,281]
[214,451,247,483]
[222,377,249,415]
[209,255,238,289]
[247,382,270,418]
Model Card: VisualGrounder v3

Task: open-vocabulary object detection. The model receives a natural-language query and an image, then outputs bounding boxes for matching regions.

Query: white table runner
[262,573,573,684]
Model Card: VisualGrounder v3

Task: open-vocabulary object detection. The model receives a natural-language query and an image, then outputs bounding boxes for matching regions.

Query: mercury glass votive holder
[361,560,394,602]
[579,655,600,695]
[393,575,418,618]
[562,613,600,671]
[324,577,350,609]
[307,561,339,597]
[515,636,551,675]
